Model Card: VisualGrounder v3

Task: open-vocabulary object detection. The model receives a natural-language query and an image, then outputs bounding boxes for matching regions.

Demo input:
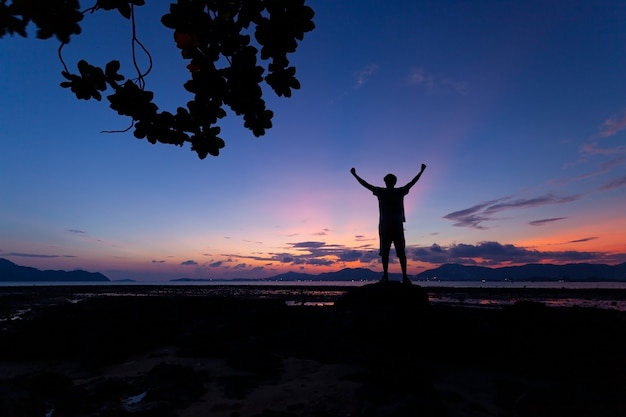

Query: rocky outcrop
[1,286,625,417]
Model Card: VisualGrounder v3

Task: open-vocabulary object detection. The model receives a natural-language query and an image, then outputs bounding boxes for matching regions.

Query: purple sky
[1,1,625,281]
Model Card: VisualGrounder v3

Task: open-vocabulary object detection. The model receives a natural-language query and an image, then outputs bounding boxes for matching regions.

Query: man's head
[383,173,397,188]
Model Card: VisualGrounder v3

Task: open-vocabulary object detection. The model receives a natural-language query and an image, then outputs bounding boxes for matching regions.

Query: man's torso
[373,187,409,223]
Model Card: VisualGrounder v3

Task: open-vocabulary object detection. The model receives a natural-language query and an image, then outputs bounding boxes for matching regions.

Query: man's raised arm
[351,168,376,191]
[404,163,427,189]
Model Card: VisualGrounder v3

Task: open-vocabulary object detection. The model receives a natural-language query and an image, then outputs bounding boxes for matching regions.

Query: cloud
[306,258,335,266]
[441,78,469,95]
[287,241,373,261]
[565,237,597,244]
[407,241,624,266]
[581,142,626,156]
[442,199,499,229]
[354,64,379,88]
[290,241,327,249]
[529,217,566,226]
[209,261,222,267]
[449,241,537,263]
[555,155,626,192]
[337,250,363,262]
[1,252,76,258]
[444,193,580,229]
[151,259,166,263]
[67,229,86,234]
[181,260,198,266]
[483,194,579,214]
[601,157,626,170]
[599,174,626,191]
[218,236,625,275]
[599,109,626,137]
[408,67,468,95]
[409,68,435,89]
[410,243,450,264]
[224,240,377,270]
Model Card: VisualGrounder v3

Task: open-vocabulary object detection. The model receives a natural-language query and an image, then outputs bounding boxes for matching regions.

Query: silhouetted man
[351,164,427,284]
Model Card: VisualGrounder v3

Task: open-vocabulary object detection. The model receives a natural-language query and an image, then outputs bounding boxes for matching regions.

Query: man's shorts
[378,221,405,256]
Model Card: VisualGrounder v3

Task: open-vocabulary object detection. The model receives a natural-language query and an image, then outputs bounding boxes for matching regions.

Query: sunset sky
[1,1,625,282]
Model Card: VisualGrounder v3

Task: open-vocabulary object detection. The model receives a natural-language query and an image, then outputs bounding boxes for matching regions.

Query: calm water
[3,279,626,289]
[2,280,626,313]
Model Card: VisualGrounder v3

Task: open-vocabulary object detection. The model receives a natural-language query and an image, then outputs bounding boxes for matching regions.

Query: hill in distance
[259,263,626,283]
[226,263,626,283]
[0,258,110,282]
[2,258,625,283]
[414,262,626,282]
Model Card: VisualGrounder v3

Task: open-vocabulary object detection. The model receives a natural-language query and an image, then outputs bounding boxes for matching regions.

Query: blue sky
[1,0,625,281]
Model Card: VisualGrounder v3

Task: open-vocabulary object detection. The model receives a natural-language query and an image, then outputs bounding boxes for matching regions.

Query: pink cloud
[599,110,626,137]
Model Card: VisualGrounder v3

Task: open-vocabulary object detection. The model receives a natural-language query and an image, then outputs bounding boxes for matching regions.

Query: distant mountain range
[0,258,109,282]
[414,262,626,282]
[187,263,626,283]
[265,263,626,282]
[2,258,625,283]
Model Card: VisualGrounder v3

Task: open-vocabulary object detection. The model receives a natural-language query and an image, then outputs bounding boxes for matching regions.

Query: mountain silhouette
[0,258,109,282]
[414,262,626,282]
[2,258,625,283]
[255,264,626,283]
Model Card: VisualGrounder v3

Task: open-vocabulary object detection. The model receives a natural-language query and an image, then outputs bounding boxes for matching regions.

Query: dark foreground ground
[0,282,625,417]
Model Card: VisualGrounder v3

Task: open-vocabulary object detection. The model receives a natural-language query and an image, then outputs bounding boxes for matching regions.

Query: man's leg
[379,223,390,282]
[395,232,412,285]
[399,254,411,285]
[381,253,390,282]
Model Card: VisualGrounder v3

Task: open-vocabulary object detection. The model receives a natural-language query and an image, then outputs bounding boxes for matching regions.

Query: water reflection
[1,283,626,323]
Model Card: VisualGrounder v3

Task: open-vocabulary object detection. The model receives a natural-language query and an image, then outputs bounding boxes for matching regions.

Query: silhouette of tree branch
[0,0,315,159]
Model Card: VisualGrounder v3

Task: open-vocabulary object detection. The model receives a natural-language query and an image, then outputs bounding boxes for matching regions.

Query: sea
[2,279,626,315]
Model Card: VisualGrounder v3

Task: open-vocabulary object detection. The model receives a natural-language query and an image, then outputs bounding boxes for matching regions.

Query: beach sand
[1,282,625,416]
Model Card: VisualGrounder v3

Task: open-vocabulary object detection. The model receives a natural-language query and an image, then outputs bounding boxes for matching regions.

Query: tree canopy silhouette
[0,0,316,159]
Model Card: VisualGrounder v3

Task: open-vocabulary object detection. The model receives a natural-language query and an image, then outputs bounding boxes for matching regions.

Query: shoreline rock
[0,284,625,416]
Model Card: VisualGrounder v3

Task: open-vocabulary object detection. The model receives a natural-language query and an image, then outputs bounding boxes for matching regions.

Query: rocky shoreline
[1,282,625,416]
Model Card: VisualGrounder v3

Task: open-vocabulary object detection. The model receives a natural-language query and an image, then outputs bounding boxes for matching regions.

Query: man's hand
[421,163,427,171]
[350,167,356,175]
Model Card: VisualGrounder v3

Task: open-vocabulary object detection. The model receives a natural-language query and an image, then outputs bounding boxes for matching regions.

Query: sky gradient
[1,1,625,281]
